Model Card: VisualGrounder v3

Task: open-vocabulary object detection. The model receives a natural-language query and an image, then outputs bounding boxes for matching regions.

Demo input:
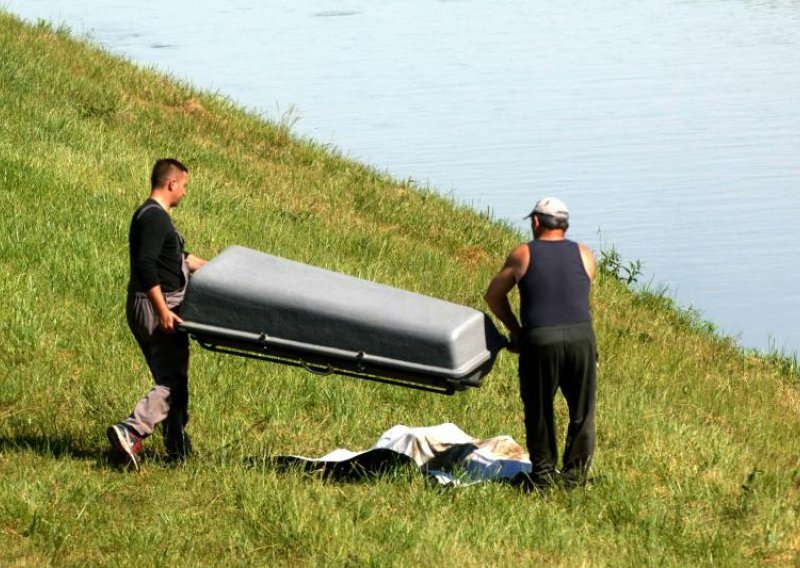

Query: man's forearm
[145,284,182,332]
[145,285,170,318]
[486,296,521,337]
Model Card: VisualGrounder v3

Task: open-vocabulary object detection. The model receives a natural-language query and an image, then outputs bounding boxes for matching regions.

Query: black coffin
[179,246,506,394]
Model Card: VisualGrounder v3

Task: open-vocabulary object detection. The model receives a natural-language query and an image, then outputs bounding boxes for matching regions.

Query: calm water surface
[7,1,800,353]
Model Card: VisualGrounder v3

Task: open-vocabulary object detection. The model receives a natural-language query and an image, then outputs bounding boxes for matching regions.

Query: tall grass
[1,12,799,566]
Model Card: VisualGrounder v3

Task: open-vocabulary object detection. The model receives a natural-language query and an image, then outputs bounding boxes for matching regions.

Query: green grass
[2,12,800,566]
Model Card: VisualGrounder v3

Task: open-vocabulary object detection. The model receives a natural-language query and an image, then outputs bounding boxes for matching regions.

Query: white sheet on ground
[282,423,532,486]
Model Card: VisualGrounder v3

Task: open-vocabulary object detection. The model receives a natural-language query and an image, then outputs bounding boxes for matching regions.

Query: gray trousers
[123,284,189,438]
[518,322,597,484]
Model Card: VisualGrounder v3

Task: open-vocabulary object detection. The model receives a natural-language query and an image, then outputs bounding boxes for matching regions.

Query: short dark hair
[150,158,188,189]
[534,213,569,230]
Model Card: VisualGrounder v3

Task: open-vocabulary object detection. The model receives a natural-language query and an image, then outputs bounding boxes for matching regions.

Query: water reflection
[313,11,360,18]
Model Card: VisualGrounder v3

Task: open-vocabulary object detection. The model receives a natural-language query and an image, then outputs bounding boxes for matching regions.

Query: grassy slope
[1,13,799,566]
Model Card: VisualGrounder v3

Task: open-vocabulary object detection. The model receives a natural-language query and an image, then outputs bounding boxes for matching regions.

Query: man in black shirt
[108,158,207,470]
[485,197,597,489]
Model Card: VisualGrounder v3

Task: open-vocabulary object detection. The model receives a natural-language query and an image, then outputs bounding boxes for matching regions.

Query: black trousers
[123,290,190,439]
[518,322,596,484]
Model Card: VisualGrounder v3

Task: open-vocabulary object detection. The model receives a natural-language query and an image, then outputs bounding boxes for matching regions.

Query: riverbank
[1,13,798,565]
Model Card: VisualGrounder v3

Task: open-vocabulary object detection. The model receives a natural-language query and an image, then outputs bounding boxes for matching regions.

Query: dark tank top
[518,239,591,328]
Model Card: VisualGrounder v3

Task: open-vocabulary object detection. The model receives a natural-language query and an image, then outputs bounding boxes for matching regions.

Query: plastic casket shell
[179,246,506,394]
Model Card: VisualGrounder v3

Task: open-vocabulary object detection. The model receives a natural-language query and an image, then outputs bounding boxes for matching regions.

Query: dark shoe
[562,471,601,489]
[163,419,192,462]
[561,466,591,489]
[107,424,143,471]
[511,471,556,493]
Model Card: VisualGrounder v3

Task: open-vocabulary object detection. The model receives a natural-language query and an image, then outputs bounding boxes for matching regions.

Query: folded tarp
[179,246,506,394]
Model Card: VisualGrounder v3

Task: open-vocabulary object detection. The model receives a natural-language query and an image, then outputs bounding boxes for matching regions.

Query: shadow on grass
[243,448,419,483]
[0,433,98,460]
[0,433,154,472]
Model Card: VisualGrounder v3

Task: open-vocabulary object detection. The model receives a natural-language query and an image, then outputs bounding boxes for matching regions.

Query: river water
[6,1,799,354]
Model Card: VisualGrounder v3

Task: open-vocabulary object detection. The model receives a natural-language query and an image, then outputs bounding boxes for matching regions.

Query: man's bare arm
[484,244,527,352]
[578,244,597,283]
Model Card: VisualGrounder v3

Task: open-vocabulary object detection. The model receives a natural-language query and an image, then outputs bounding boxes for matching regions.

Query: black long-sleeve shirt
[129,199,186,292]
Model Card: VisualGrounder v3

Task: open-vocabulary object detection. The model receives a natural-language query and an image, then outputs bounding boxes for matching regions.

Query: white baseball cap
[524,197,569,221]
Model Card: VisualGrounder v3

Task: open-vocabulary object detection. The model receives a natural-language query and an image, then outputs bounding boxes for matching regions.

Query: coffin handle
[301,360,334,376]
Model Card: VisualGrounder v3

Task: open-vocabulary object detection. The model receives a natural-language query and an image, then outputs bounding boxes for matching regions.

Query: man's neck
[535,229,566,241]
[148,191,171,213]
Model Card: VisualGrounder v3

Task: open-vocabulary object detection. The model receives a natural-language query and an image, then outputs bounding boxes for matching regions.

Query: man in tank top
[485,197,597,489]
[107,159,207,470]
